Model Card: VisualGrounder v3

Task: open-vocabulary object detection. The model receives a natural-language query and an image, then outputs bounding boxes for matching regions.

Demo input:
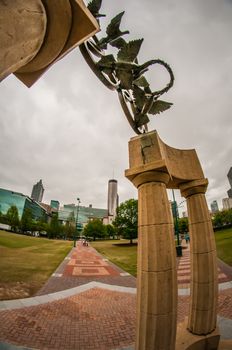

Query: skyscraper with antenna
[107,179,118,219]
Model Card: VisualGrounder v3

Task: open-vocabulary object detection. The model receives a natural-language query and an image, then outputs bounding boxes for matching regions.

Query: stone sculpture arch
[126,130,219,350]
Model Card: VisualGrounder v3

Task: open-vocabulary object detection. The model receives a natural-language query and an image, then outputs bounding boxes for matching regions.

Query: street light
[172,189,182,257]
[74,197,81,248]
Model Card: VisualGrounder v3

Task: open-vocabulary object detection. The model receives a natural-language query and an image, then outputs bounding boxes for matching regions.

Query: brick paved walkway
[0,241,231,349]
[177,244,232,289]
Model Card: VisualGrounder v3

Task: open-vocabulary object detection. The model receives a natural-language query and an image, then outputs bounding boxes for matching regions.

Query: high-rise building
[227,167,232,187]
[227,167,232,198]
[210,200,219,213]
[31,179,44,202]
[222,198,232,210]
[0,188,47,221]
[50,200,60,210]
[58,204,108,228]
[107,179,118,218]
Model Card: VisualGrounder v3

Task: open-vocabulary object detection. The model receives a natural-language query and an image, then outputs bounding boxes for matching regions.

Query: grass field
[0,230,72,300]
[0,227,231,300]
[215,228,232,266]
[92,228,232,277]
[91,240,137,276]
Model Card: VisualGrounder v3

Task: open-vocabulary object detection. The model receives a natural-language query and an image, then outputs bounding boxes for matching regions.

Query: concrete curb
[0,282,136,310]
[1,280,232,310]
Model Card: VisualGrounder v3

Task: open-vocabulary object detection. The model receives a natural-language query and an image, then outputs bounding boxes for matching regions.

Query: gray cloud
[0,0,232,210]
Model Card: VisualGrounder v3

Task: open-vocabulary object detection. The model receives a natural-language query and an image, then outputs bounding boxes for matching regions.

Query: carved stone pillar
[180,179,218,335]
[125,130,220,349]
[126,131,178,350]
[0,0,99,86]
[132,171,177,350]
[0,0,47,81]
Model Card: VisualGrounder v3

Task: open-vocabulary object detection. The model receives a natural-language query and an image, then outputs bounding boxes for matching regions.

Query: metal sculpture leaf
[110,37,127,49]
[106,12,127,37]
[132,85,146,111]
[87,0,105,18]
[97,54,115,68]
[135,113,150,127]
[117,39,143,63]
[148,100,173,115]
[116,70,133,89]
[133,76,150,88]
[98,12,129,49]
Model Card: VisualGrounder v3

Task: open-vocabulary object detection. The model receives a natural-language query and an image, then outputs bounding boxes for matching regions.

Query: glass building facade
[58,204,108,228]
[0,189,26,219]
[50,200,60,210]
[31,179,44,202]
[0,188,47,221]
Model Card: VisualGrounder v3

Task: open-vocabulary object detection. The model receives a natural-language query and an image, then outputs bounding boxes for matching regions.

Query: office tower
[227,167,232,187]
[222,198,232,210]
[50,200,60,210]
[210,200,219,213]
[31,179,44,202]
[107,179,118,218]
[227,167,232,198]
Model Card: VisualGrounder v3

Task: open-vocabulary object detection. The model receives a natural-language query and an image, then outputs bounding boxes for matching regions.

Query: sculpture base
[176,319,220,350]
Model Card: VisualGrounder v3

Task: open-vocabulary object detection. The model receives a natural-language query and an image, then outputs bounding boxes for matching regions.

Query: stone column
[130,171,177,350]
[0,0,47,81]
[180,179,218,335]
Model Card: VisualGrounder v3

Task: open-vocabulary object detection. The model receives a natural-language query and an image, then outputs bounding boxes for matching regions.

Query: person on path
[185,232,190,244]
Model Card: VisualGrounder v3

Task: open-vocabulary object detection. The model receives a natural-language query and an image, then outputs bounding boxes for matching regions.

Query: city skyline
[0,0,232,209]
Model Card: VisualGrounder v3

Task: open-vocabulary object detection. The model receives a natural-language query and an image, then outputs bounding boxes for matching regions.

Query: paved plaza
[0,242,232,349]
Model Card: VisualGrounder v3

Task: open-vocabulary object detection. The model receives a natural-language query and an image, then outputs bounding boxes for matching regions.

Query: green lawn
[1,227,231,300]
[0,230,72,299]
[214,228,232,266]
[92,229,232,277]
[91,240,137,276]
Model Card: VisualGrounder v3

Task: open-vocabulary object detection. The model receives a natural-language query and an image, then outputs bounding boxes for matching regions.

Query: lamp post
[74,197,80,248]
[172,189,182,257]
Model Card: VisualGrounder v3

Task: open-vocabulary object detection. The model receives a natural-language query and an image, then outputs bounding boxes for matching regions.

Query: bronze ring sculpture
[80,0,175,135]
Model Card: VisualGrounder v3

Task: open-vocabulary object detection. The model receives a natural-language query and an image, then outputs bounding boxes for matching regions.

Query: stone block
[0,0,47,81]
[190,251,218,283]
[176,320,220,350]
[137,311,176,350]
[189,280,218,311]
[187,194,211,224]
[138,224,176,272]
[188,305,217,335]
[189,221,216,254]
[14,0,99,86]
[138,182,173,225]
[139,270,177,315]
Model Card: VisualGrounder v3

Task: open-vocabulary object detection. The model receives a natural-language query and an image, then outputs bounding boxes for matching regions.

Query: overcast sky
[0,0,232,213]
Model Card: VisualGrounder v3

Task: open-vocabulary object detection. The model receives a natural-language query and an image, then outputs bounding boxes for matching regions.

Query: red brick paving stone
[62,242,122,278]
[0,290,207,349]
[0,289,136,350]
[218,289,232,319]
[177,245,232,288]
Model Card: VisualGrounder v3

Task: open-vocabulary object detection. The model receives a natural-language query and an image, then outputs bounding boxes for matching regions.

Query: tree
[20,208,33,233]
[113,199,138,244]
[105,224,116,239]
[6,205,20,231]
[178,217,189,234]
[47,213,62,239]
[212,209,232,228]
[83,219,106,241]
[64,211,76,240]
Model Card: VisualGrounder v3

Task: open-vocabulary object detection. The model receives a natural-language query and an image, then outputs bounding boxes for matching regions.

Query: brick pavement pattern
[37,243,136,295]
[177,244,232,288]
[0,288,136,350]
[0,241,232,349]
